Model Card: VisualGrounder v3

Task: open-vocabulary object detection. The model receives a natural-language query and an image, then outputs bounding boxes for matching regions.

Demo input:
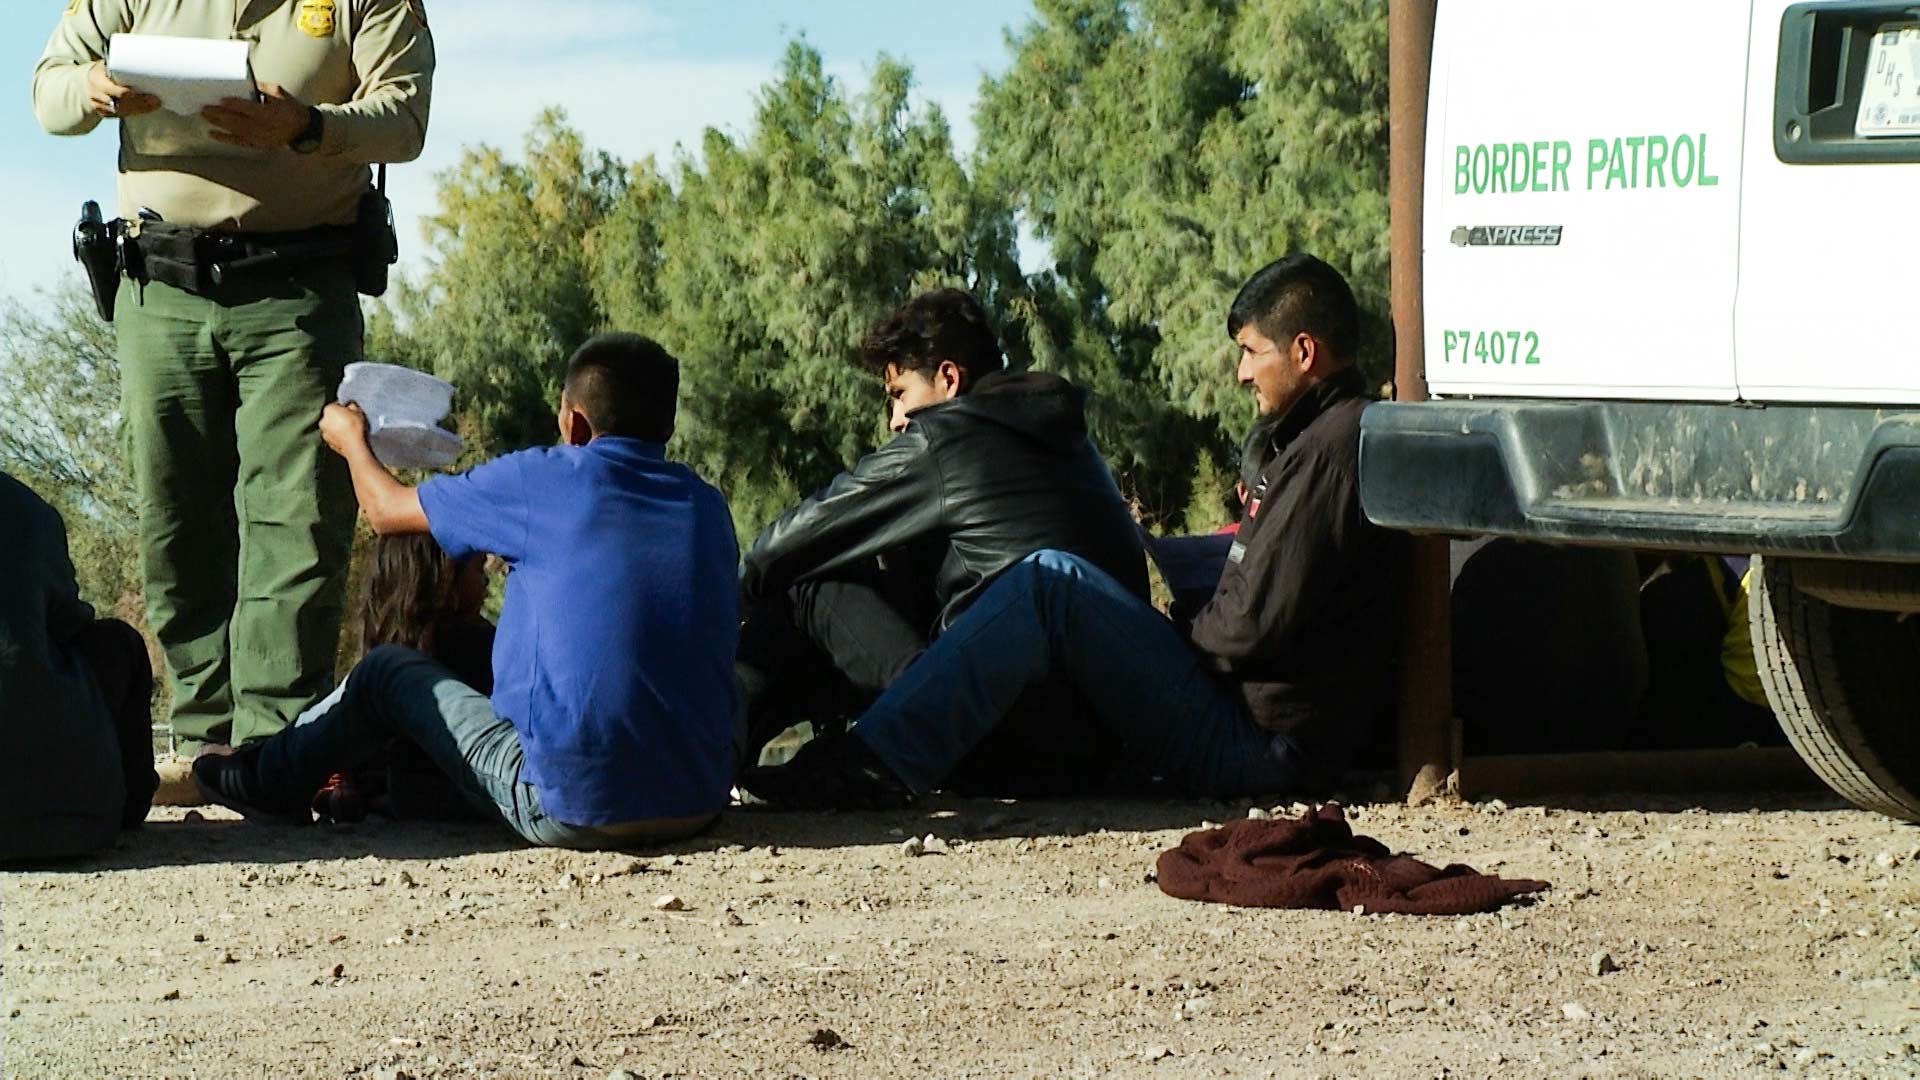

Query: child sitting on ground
[196,334,740,849]
[307,535,496,822]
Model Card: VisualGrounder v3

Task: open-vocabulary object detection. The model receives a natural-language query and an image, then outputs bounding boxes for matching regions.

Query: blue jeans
[257,646,672,849]
[853,550,1313,797]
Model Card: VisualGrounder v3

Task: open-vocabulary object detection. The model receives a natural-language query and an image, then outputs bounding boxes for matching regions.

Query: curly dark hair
[857,288,1004,386]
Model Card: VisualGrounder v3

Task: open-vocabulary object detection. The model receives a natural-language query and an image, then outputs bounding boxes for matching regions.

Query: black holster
[351,170,399,298]
[72,201,123,322]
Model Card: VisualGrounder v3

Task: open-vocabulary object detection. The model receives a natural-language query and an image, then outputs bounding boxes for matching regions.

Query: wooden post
[1388,0,1457,804]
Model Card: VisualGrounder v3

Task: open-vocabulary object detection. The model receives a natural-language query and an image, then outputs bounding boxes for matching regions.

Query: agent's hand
[320,402,370,459]
[203,83,311,150]
[86,62,159,119]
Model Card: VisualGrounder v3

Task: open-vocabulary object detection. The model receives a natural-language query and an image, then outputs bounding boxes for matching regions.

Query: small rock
[653,894,686,912]
[1246,807,1272,820]
[1387,997,1427,1015]
[807,1027,847,1051]
[900,836,926,857]
[397,870,417,888]
[1561,1002,1591,1022]
[191,932,206,943]
[557,872,578,890]
[1483,799,1509,814]
[1590,950,1619,977]
[160,988,181,1002]
[922,834,950,855]
[608,1071,639,1080]
[748,870,771,884]
[1143,1045,1173,1061]
[1587,827,1607,840]
[714,912,745,928]
[331,963,345,979]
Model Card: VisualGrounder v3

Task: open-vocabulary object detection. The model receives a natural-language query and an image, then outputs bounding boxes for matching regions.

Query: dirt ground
[4,787,1918,1079]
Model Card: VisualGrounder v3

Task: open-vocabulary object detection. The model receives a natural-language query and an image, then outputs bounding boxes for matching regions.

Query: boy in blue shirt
[195,335,739,849]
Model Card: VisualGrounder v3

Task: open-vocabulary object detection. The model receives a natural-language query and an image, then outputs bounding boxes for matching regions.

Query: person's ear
[1293,333,1318,373]
[558,404,593,447]
[936,359,965,399]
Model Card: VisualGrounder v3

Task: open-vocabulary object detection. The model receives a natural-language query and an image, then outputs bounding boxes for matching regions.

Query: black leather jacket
[741,371,1149,632]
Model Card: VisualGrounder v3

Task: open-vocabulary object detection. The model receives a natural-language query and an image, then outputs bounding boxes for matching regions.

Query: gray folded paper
[337,362,464,470]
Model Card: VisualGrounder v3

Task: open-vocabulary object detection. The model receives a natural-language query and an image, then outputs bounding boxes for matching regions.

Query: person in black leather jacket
[735,288,1147,792]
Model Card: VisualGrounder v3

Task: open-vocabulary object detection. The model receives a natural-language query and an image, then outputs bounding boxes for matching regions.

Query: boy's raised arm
[320,402,429,536]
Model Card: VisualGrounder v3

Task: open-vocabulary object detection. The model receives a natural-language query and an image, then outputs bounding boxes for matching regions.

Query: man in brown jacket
[743,254,1408,809]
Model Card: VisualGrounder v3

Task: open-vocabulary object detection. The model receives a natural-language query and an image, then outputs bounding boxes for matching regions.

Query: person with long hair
[306,535,494,822]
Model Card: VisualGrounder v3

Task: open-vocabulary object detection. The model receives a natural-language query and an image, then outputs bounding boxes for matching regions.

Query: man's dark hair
[563,333,679,441]
[858,288,1005,387]
[1226,253,1361,361]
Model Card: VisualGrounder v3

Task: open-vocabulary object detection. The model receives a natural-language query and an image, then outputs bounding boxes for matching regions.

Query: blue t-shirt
[417,438,738,825]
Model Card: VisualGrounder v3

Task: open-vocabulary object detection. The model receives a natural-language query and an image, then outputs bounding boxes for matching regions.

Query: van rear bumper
[1357,399,1920,560]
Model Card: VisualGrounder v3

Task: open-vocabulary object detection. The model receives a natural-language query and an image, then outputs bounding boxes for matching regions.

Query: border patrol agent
[32,1,435,758]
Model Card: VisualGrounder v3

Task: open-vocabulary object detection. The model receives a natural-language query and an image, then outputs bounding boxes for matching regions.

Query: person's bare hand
[86,62,159,119]
[202,83,311,149]
[320,402,370,458]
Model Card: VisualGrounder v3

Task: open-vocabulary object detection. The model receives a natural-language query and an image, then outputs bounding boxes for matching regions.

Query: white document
[337,362,465,470]
[106,34,254,115]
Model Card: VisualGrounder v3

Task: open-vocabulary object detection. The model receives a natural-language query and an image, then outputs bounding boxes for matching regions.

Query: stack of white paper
[337,362,464,470]
[106,34,254,115]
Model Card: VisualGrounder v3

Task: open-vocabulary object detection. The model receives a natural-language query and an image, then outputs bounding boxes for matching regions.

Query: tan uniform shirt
[33,0,434,233]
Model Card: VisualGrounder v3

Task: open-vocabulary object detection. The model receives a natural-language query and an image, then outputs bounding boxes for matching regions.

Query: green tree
[591,43,1024,535]
[379,109,625,458]
[978,0,1390,519]
[0,283,142,615]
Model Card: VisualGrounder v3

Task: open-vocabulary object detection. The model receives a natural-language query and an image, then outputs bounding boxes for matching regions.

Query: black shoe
[191,746,313,825]
[740,732,915,811]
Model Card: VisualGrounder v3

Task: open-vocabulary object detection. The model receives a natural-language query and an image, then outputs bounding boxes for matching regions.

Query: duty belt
[126,220,357,296]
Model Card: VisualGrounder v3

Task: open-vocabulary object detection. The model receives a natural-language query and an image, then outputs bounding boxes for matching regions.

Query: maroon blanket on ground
[1156,804,1549,915]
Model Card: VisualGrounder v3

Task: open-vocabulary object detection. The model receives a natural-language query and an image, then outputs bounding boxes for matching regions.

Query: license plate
[1856,24,1920,138]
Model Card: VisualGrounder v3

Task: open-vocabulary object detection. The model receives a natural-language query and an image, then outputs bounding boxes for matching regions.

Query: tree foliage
[592,44,1024,532]
[978,0,1390,459]
[0,284,142,615]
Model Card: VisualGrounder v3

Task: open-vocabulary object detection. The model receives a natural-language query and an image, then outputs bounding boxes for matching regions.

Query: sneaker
[311,772,369,825]
[191,746,313,825]
[739,731,915,811]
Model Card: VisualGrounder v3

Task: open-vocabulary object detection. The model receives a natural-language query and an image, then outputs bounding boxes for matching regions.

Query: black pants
[73,619,160,829]
[737,571,1118,796]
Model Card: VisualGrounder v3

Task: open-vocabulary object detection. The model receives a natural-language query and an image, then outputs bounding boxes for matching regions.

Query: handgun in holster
[72,201,124,323]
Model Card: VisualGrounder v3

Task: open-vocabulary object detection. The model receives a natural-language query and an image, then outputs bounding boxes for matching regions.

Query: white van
[1359,1,1920,820]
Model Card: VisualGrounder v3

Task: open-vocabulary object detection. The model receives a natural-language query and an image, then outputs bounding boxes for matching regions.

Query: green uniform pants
[115,261,360,751]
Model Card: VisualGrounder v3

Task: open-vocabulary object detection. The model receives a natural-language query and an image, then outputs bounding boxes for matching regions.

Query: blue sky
[2,0,1038,301]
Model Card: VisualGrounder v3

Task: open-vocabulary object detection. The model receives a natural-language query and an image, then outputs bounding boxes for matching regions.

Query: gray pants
[257,645,696,850]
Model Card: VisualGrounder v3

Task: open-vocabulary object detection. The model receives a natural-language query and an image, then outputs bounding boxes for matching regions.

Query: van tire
[1750,555,1920,823]
[1786,559,1920,613]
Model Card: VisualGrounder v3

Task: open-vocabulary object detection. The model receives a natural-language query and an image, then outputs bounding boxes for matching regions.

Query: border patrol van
[1359,2,1920,820]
